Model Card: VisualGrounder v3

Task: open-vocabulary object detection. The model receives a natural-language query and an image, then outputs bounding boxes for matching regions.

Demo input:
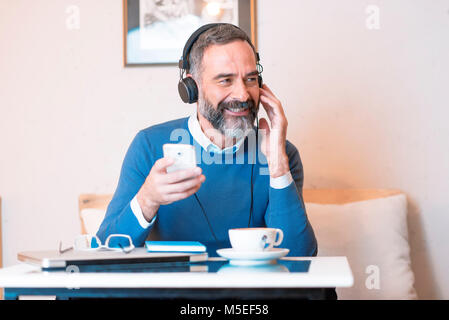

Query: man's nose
[231,79,250,102]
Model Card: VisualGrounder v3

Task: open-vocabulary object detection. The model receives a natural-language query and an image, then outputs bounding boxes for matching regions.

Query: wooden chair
[78,194,113,235]
[302,189,402,205]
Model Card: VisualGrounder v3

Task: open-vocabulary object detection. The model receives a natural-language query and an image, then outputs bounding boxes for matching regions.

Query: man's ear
[185,73,194,83]
[187,73,200,89]
[186,73,196,82]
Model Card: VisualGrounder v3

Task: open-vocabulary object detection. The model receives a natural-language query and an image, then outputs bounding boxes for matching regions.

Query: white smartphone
[162,144,197,173]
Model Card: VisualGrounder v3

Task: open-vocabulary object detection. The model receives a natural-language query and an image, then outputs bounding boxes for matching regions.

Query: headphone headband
[179,23,223,71]
[179,23,260,71]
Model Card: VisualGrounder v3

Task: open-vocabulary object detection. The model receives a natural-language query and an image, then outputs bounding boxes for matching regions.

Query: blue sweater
[97,117,317,256]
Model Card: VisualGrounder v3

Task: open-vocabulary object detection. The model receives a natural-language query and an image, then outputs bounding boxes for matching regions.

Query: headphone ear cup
[178,77,199,104]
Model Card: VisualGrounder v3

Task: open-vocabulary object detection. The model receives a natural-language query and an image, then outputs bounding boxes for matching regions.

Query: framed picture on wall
[123,0,257,66]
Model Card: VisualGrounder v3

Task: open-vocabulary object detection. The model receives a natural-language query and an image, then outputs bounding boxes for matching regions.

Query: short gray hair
[188,24,257,82]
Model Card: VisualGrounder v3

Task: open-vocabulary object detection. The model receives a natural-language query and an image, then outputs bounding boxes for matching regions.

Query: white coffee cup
[228,228,284,251]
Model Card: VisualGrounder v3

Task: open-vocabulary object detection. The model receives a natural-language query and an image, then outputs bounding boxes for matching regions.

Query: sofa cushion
[305,193,417,299]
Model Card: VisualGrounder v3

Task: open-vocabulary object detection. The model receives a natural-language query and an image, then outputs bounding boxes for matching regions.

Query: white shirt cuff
[270,171,294,189]
[130,195,157,229]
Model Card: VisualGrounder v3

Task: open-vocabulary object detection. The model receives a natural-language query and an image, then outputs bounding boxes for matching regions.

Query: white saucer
[216,248,289,266]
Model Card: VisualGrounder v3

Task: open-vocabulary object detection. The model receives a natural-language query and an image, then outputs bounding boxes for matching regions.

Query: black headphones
[178,23,263,104]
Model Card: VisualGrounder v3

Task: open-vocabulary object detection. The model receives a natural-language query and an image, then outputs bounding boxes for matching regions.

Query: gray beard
[198,95,257,139]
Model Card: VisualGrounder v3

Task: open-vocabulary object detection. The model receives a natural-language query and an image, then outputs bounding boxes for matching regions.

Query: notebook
[145,241,207,253]
[18,247,208,269]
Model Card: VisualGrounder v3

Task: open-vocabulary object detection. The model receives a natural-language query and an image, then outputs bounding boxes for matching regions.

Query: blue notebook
[145,241,207,253]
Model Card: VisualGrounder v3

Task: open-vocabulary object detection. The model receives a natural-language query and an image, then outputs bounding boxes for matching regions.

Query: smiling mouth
[224,105,250,116]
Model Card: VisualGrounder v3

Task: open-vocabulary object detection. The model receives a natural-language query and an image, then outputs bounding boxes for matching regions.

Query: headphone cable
[194,193,218,242]
[194,120,259,242]
[247,116,259,227]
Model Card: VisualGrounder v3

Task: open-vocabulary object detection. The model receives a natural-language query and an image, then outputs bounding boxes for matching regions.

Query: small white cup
[229,228,284,252]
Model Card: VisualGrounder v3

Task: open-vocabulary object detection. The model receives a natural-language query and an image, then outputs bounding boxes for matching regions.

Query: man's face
[195,40,260,139]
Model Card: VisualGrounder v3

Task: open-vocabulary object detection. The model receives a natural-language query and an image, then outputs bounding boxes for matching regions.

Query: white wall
[1,0,448,299]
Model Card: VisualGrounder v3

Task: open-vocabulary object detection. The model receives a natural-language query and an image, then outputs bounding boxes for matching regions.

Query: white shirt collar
[187,109,246,154]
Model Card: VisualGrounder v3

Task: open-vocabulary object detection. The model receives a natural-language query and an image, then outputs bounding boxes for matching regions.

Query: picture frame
[123,0,257,66]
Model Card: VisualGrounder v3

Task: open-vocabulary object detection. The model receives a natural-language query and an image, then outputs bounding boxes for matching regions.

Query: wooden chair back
[78,194,113,234]
[302,189,402,204]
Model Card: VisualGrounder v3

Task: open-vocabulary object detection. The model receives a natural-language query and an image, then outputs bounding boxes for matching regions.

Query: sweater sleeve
[264,141,318,256]
[96,131,155,246]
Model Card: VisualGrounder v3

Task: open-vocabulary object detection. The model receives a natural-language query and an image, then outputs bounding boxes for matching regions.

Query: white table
[0,256,353,300]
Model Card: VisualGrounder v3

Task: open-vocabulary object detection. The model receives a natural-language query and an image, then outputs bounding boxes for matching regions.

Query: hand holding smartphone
[136,144,205,222]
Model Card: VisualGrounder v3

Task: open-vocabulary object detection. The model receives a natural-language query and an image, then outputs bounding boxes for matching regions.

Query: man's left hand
[258,84,290,178]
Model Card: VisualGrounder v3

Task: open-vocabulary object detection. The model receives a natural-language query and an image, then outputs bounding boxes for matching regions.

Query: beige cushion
[305,192,418,300]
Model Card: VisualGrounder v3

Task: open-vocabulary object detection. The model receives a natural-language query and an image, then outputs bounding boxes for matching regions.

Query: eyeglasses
[58,234,135,254]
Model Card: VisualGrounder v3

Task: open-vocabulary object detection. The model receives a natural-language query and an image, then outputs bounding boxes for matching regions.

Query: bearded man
[97,24,317,258]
